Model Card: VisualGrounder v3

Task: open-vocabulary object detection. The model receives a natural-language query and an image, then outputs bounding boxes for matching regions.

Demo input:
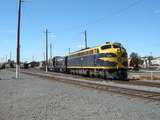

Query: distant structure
[151,57,160,66]
[139,57,160,70]
[141,57,150,69]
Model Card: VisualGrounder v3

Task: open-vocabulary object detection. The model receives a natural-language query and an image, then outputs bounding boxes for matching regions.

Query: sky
[0,0,160,62]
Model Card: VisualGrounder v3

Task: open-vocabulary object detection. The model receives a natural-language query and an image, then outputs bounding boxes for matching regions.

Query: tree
[129,52,142,70]
[130,52,138,58]
[148,56,154,60]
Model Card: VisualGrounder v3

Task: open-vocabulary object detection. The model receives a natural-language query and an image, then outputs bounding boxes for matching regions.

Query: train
[51,42,128,80]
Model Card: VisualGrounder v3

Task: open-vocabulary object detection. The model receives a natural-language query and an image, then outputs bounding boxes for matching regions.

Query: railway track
[18,69,160,101]
[19,68,160,88]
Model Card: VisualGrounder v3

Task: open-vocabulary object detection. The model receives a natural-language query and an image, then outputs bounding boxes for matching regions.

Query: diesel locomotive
[52,42,128,80]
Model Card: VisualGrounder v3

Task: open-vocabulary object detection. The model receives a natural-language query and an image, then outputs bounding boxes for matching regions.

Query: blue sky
[0,0,160,62]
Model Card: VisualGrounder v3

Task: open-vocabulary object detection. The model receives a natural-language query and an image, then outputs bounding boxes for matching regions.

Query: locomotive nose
[117,57,123,62]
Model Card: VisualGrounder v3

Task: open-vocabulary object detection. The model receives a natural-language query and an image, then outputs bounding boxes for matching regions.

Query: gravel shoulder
[0,69,160,120]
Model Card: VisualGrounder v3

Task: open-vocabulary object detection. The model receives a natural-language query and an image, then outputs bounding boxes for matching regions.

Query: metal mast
[84,30,88,49]
[50,43,52,59]
[69,48,70,54]
[10,51,12,60]
[16,0,22,79]
[45,29,49,72]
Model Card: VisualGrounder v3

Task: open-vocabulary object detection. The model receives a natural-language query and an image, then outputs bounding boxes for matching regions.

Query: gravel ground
[0,70,160,120]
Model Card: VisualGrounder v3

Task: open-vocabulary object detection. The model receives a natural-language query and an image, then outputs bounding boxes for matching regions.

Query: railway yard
[0,68,160,120]
[0,0,160,120]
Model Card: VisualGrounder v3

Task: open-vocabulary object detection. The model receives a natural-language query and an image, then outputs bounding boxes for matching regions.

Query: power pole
[84,30,88,49]
[16,0,22,79]
[6,56,8,62]
[43,52,45,61]
[32,56,34,61]
[69,48,70,54]
[10,51,12,60]
[50,43,52,59]
[45,29,49,72]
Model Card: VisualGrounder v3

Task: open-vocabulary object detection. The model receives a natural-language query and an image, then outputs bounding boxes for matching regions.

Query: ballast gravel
[0,69,160,120]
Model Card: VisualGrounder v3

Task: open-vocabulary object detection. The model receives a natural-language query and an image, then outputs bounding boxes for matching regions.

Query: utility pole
[32,56,34,61]
[50,43,52,59]
[84,30,88,49]
[49,43,53,69]
[10,51,12,60]
[43,52,46,61]
[16,0,22,79]
[43,52,45,61]
[69,48,70,54]
[6,56,8,62]
[45,29,49,72]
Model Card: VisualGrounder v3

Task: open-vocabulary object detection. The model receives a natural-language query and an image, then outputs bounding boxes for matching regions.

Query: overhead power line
[84,0,145,29]
[62,0,144,32]
[59,0,145,51]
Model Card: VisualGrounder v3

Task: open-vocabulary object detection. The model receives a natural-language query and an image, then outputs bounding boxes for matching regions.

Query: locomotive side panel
[52,42,128,80]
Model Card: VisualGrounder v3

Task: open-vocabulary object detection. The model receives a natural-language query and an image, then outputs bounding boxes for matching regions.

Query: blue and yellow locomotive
[52,42,128,80]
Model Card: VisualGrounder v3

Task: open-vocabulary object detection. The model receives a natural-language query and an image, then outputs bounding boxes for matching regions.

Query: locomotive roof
[68,42,118,56]
[69,46,97,55]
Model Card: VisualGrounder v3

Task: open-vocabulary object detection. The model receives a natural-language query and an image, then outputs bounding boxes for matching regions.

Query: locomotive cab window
[113,45,121,48]
[121,47,126,51]
[101,45,111,50]
[113,44,126,51]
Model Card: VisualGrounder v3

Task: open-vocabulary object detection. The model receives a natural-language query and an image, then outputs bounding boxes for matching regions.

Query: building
[151,57,160,66]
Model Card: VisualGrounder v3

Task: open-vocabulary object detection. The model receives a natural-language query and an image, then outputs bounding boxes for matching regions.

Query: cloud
[154,10,160,14]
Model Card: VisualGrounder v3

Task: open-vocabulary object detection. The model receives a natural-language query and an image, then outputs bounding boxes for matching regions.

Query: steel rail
[20,68,160,88]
